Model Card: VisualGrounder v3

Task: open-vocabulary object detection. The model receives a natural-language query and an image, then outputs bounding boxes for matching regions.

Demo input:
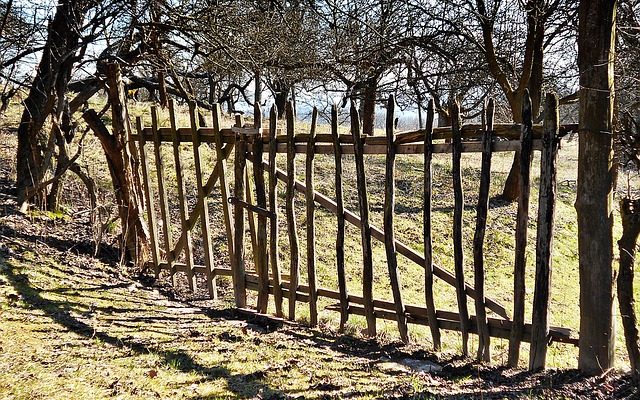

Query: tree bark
[617,199,640,383]
[576,0,617,375]
[15,0,89,209]
[361,77,377,136]
[83,63,150,268]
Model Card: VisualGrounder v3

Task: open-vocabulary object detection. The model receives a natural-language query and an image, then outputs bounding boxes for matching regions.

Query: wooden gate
[135,91,576,370]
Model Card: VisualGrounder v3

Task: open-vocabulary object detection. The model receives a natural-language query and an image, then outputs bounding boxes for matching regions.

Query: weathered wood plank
[188,103,216,299]
[423,99,441,350]
[151,106,175,284]
[233,119,247,308]
[268,104,283,317]
[529,93,559,370]
[509,90,534,367]
[473,99,494,362]
[136,117,160,278]
[211,104,235,270]
[331,104,349,332]
[351,102,376,337]
[169,100,196,291]
[451,100,470,356]
[285,101,300,321]
[306,107,319,327]
[383,95,409,343]
[252,103,269,313]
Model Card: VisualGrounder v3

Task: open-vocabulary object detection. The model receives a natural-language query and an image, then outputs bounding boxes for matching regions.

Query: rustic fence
[134,91,575,371]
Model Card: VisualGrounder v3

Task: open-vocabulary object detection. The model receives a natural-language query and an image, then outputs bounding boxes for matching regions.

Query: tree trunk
[15,0,88,209]
[501,95,524,201]
[83,63,150,268]
[618,198,640,383]
[576,0,617,375]
[361,77,377,136]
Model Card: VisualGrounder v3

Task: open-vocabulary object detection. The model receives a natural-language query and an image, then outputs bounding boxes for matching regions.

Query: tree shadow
[1,261,288,399]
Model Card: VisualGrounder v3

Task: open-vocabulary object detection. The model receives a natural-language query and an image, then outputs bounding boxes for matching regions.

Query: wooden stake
[136,116,160,278]
[529,93,559,370]
[451,99,470,356]
[384,95,409,343]
[252,102,269,313]
[509,90,534,367]
[331,104,349,332]
[423,99,441,350]
[151,106,175,285]
[188,102,217,299]
[212,104,235,269]
[285,101,300,321]
[169,99,196,291]
[233,120,247,308]
[473,99,494,362]
[306,107,319,326]
[350,101,376,337]
[268,104,283,317]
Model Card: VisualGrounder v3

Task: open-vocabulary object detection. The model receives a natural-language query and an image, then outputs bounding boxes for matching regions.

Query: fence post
[135,117,160,278]
[331,104,349,332]
[351,101,376,337]
[530,93,559,370]
[473,99,495,362]
[233,115,247,308]
[285,101,300,321]
[151,106,175,284]
[212,104,235,276]
[268,104,283,317]
[169,99,196,291]
[509,89,534,367]
[423,99,441,350]
[306,107,319,326]
[384,94,409,343]
[451,99,470,356]
[252,103,269,313]
[188,102,217,299]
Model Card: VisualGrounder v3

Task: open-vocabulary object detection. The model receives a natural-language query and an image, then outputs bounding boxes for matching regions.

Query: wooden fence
[134,91,575,371]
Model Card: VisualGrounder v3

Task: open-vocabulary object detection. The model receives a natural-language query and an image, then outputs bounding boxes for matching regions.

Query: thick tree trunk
[618,199,640,383]
[361,77,377,136]
[501,95,524,201]
[576,0,617,375]
[83,63,150,268]
[15,0,88,209]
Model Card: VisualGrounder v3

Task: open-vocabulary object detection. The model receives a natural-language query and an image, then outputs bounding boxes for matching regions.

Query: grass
[1,94,639,381]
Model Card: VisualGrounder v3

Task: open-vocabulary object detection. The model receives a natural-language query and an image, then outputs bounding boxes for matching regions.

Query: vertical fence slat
[285,100,300,321]
[233,119,247,308]
[351,102,376,337]
[529,93,559,371]
[268,104,284,317]
[451,100,470,356]
[473,99,494,362]
[169,100,196,291]
[212,104,235,271]
[136,117,160,277]
[509,90,534,367]
[245,169,260,272]
[331,104,349,332]
[253,103,269,313]
[384,95,409,343]
[306,107,319,326]
[151,106,175,285]
[423,99,441,350]
[188,102,216,299]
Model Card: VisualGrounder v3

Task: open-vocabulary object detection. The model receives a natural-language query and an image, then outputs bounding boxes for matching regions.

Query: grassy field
[0,97,640,398]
